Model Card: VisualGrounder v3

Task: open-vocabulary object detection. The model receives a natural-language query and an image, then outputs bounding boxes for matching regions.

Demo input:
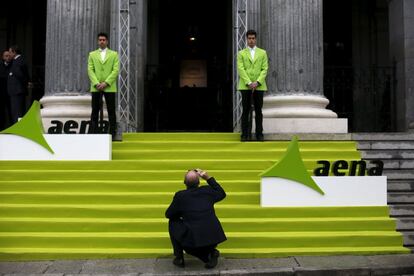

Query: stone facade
[37,0,414,133]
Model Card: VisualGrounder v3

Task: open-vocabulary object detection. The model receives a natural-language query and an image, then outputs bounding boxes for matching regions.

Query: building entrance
[145,0,233,132]
[0,0,47,128]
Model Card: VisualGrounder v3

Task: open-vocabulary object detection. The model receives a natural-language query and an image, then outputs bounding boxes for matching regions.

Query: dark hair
[246,30,257,38]
[9,45,21,55]
[97,32,108,39]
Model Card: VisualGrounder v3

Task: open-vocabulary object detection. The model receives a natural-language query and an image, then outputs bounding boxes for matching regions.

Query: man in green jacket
[88,32,119,140]
[237,30,268,141]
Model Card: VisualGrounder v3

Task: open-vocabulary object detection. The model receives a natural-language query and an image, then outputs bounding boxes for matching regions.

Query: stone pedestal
[262,95,337,118]
[41,95,108,133]
[259,118,348,134]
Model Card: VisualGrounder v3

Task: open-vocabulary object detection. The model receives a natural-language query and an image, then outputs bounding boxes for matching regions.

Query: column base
[255,95,347,133]
[262,95,338,118]
[254,118,348,134]
[40,95,108,134]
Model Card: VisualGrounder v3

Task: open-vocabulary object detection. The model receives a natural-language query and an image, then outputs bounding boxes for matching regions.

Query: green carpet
[0,133,409,260]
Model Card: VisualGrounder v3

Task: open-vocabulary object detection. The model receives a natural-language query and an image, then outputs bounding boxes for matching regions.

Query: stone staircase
[0,133,408,261]
[354,133,414,252]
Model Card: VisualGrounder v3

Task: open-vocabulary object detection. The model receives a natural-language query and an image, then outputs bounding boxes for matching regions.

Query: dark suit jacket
[165,177,227,248]
[7,56,29,96]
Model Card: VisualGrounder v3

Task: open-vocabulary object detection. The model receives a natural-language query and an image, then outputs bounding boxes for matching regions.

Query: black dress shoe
[241,135,248,142]
[256,134,264,142]
[205,249,220,269]
[173,256,185,268]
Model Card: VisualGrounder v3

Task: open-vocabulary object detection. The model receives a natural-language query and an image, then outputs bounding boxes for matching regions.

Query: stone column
[259,0,347,133]
[247,0,261,44]
[130,0,147,132]
[41,0,110,133]
[389,0,414,131]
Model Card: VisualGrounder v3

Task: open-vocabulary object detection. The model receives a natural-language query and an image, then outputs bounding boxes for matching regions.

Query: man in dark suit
[0,50,12,130]
[165,169,226,269]
[7,45,30,124]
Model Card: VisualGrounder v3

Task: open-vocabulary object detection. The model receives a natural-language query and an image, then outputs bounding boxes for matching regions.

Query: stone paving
[1,254,414,275]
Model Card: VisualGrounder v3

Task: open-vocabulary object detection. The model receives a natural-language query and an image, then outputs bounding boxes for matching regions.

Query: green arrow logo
[0,101,54,154]
[260,136,324,195]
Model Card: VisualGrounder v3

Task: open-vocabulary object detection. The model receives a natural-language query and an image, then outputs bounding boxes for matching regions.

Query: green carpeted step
[0,231,404,249]
[0,170,264,181]
[0,246,409,261]
[0,217,397,232]
[0,159,350,171]
[220,246,410,257]
[112,149,361,160]
[0,167,362,180]
[0,180,260,193]
[0,192,260,205]
[0,204,391,219]
[112,141,358,151]
[122,133,240,141]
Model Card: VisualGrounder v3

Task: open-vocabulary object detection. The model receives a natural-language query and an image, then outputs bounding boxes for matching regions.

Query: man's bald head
[184,170,200,188]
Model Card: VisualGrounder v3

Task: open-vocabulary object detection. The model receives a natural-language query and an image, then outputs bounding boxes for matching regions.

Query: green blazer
[237,47,268,91]
[88,48,119,93]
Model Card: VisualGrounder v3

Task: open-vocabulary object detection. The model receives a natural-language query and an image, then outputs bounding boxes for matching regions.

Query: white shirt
[99,48,107,61]
[248,46,256,60]
[14,55,21,60]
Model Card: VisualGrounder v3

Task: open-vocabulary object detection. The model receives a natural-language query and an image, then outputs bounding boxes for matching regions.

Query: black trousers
[90,92,117,135]
[240,90,263,137]
[0,92,10,130]
[170,234,216,263]
[8,94,26,125]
